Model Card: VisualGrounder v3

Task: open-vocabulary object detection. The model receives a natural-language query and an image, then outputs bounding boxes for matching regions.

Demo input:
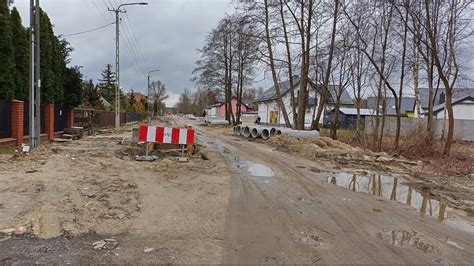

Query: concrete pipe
[261,128,271,140]
[280,128,320,138]
[235,125,242,135]
[270,127,277,137]
[250,127,267,138]
[275,129,282,136]
[209,119,229,125]
[242,126,252,138]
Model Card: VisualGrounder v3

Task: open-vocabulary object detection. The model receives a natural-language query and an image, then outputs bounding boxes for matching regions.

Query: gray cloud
[14,0,232,103]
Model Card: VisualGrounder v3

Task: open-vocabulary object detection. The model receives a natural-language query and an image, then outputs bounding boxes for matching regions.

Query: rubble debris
[92,239,119,250]
[144,248,154,253]
[200,152,210,161]
[0,226,28,237]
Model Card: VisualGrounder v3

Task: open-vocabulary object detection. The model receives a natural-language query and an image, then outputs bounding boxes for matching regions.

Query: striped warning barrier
[138,125,195,145]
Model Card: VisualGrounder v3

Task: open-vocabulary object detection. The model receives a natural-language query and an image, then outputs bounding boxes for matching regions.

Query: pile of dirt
[267,135,418,169]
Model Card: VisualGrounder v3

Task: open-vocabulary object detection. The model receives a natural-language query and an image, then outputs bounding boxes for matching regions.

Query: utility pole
[28,0,35,148]
[34,0,41,146]
[108,2,148,130]
[28,0,40,148]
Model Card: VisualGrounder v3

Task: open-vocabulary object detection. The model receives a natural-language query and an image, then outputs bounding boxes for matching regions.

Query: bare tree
[149,80,168,116]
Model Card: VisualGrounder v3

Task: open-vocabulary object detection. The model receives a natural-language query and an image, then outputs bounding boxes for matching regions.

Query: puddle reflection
[378,230,438,253]
[327,173,474,233]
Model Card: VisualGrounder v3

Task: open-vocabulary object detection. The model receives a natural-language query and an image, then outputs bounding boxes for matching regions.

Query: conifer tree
[10,7,29,101]
[97,64,116,104]
[0,0,15,100]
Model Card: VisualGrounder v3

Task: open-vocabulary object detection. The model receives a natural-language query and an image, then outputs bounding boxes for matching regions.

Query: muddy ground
[0,129,230,264]
[208,125,474,215]
[1,118,473,264]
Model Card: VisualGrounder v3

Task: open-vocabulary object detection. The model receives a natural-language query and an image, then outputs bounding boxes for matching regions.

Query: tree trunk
[279,0,296,128]
[264,0,292,127]
[312,0,339,130]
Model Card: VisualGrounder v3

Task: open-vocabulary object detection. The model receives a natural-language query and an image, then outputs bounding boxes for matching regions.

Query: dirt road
[1,119,473,263]
[192,122,473,264]
[0,125,231,264]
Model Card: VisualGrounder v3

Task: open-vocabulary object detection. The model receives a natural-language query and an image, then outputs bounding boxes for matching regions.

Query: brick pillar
[44,104,54,141]
[11,100,24,145]
[66,107,74,128]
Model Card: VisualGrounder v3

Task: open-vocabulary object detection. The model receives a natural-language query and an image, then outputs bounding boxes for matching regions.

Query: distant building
[100,96,111,109]
[205,97,252,118]
[326,108,376,129]
[429,96,474,120]
[415,88,474,119]
[165,107,178,115]
[255,76,353,127]
[367,97,416,117]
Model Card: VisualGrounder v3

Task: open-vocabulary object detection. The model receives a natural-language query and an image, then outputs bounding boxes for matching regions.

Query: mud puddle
[248,163,274,177]
[378,230,439,253]
[326,173,474,234]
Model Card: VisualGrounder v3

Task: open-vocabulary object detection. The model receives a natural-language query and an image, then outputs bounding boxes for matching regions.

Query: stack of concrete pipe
[233,125,319,140]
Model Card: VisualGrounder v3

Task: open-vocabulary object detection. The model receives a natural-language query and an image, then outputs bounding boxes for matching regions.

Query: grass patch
[0,146,15,155]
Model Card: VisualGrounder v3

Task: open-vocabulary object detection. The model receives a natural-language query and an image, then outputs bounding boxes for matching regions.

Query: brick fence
[0,100,74,147]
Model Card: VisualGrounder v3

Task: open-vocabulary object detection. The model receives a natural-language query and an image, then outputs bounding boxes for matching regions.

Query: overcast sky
[13,0,234,106]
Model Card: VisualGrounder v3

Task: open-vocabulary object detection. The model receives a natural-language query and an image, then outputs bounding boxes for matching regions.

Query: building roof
[256,76,353,105]
[431,96,474,115]
[333,107,376,116]
[242,99,254,108]
[100,96,111,108]
[419,87,474,109]
[206,98,253,109]
[367,97,416,116]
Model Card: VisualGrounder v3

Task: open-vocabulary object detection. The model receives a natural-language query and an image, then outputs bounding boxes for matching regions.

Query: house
[255,76,353,127]
[325,107,376,129]
[367,97,416,117]
[165,107,178,115]
[429,96,474,120]
[99,96,111,109]
[205,97,252,118]
[417,87,474,117]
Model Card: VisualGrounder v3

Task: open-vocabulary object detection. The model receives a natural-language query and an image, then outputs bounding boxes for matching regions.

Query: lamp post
[108,2,148,130]
[147,69,160,124]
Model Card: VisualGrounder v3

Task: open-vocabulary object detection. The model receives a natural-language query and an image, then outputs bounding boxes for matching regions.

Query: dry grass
[322,128,474,177]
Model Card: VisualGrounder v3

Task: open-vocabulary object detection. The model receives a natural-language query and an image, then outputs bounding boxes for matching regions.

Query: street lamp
[108,2,148,130]
[147,69,160,123]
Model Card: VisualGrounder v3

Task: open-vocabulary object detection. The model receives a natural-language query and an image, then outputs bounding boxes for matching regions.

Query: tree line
[190,0,472,155]
[82,63,169,116]
[0,0,83,107]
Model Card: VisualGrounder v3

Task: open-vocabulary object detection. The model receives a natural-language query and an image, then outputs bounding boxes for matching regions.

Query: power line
[115,0,148,74]
[61,22,115,37]
[119,0,149,70]
[91,0,110,23]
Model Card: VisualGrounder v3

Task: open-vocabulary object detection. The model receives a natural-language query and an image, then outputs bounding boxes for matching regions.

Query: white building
[431,96,474,120]
[416,87,474,118]
[256,77,353,127]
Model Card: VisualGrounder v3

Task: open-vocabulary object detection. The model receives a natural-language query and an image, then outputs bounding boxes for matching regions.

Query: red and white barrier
[138,125,195,145]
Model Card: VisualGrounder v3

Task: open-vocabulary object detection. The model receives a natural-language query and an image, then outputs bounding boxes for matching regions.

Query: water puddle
[378,230,438,253]
[446,239,464,250]
[326,173,474,233]
[248,163,274,177]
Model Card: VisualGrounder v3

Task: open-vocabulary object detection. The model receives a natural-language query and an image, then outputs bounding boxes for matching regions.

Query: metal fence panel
[54,105,67,131]
[0,101,11,138]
